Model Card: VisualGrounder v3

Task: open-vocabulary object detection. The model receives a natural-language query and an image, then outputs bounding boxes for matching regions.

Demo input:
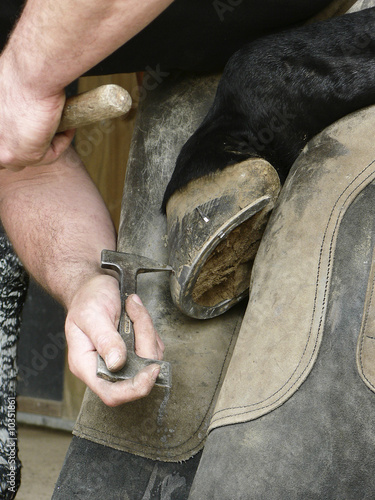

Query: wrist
[1,1,64,98]
[0,48,64,104]
[63,268,119,309]
[66,270,120,311]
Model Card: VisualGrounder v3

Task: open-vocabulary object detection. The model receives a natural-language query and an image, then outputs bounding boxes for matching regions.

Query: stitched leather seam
[211,159,375,424]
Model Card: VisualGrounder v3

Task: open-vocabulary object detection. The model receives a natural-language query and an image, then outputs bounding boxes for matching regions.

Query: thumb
[91,318,127,372]
[66,304,126,373]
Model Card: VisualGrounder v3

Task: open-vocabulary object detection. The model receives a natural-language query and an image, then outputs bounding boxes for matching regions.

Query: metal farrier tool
[96,250,173,388]
[57,86,172,387]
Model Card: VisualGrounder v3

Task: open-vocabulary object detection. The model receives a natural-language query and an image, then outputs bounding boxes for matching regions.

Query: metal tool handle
[57,84,132,132]
[120,298,136,354]
[96,249,172,388]
[97,295,172,388]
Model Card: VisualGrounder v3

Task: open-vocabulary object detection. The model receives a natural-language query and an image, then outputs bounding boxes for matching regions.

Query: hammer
[97,249,173,388]
[58,83,132,132]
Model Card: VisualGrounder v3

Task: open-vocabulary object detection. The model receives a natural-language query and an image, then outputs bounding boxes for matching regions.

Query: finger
[0,146,29,171]
[38,129,76,165]
[156,335,165,359]
[88,318,126,372]
[67,302,126,373]
[0,130,75,170]
[126,294,161,360]
[81,352,161,407]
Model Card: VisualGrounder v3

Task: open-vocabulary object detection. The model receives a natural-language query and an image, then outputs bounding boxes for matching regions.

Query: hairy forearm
[0,146,116,308]
[2,0,174,96]
[0,146,164,404]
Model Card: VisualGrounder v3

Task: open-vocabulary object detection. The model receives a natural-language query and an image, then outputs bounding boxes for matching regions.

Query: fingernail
[152,366,161,381]
[131,294,143,306]
[106,350,121,370]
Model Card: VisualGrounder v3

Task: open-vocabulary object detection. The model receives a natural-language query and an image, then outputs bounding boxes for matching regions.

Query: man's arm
[0,147,164,406]
[0,0,174,170]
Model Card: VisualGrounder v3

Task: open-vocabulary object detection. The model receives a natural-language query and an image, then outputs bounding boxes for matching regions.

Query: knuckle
[100,374,154,406]
[101,392,122,408]
[0,148,18,168]
[135,377,153,398]
[138,385,151,399]
[64,315,81,342]
[0,146,47,169]
[25,148,45,164]
[95,334,113,354]
[64,314,74,334]
[67,352,79,377]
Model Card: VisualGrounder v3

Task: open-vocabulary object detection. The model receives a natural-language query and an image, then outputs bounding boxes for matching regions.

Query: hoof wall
[166,158,280,319]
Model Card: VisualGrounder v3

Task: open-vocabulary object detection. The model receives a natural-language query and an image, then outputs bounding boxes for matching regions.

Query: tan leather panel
[210,106,375,430]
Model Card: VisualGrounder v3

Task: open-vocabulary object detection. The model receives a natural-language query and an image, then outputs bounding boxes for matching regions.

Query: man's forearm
[3,0,174,96]
[0,0,175,170]
[0,146,116,308]
[0,147,164,404]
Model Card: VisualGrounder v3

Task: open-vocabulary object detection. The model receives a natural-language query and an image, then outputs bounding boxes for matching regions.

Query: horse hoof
[165,158,280,319]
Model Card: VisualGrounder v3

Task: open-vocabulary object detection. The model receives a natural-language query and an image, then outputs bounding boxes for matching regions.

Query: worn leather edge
[356,246,375,392]
[72,308,243,462]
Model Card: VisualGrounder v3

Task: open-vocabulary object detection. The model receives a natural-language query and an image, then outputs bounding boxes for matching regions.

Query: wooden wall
[75,73,138,230]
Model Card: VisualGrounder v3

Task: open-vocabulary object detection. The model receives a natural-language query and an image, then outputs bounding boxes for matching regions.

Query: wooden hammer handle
[57,84,132,132]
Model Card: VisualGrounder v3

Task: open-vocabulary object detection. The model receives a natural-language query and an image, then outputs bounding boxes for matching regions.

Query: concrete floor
[16,425,72,500]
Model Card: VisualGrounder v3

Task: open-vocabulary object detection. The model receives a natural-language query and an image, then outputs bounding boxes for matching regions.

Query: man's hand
[0,58,74,171]
[0,0,174,170]
[65,273,164,406]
